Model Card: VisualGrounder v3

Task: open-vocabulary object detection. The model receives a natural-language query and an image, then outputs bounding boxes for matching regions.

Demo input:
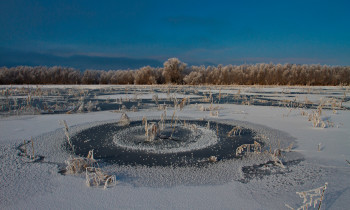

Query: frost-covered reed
[60,120,74,152]
[285,182,328,210]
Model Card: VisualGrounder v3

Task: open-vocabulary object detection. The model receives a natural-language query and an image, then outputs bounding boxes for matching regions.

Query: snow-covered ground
[1,85,349,209]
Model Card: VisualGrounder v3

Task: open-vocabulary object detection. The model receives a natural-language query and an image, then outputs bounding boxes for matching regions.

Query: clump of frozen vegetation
[285,183,328,210]
[85,167,117,189]
[118,113,130,126]
[270,149,286,168]
[208,156,217,163]
[300,102,334,128]
[152,94,159,104]
[18,138,41,162]
[145,122,158,142]
[65,150,97,174]
[114,118,218,154]
[60,120,117,188]
[65,150,117,189]
[235,139,295,169]
[235,141,262,156]
[227,126,243,136]
[209,110,219,117]
[86,101,96,112]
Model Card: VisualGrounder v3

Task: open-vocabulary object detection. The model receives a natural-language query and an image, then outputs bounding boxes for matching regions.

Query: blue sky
[0,0,349,69]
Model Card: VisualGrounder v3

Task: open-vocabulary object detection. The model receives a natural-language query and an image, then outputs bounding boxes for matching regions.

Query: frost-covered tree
[134,66,157,85]
[162,58,187,84]
[184,71,203,85]
[1,60,350,85]
[82,70,101,84]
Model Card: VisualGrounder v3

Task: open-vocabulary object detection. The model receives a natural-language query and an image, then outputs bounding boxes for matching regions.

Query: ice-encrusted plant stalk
[60,120,74,153]
[191,124,198,134]
[271,150,285,168]
[144,117,149,137]
[216,123,219,135]
[227,126,243,136]
[23,139,27,157]
[170,110,176,128]
[179,97,187,110]
[31,138,35,160]
[171,117,178,137]
[318,183,327,210]
[160,113,165,130]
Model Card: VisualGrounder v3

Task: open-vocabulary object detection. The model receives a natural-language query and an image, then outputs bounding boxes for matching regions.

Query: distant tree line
[1,58,349,85]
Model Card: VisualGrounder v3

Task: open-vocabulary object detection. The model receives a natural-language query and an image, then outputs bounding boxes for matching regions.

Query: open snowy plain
[1,85,349,209]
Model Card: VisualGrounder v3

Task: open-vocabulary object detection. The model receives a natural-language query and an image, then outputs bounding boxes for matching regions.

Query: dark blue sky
[1,0,349,69]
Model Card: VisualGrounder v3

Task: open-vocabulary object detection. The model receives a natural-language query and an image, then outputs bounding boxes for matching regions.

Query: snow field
[0,85,349,209]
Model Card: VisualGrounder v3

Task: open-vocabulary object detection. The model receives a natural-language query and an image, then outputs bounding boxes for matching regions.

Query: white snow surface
[1,85,350,210]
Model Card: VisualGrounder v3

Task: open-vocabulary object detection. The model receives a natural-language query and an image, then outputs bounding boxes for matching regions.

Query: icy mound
[113,123,218,154]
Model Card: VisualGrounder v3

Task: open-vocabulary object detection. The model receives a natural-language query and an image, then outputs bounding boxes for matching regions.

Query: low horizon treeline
[1,58,349,86]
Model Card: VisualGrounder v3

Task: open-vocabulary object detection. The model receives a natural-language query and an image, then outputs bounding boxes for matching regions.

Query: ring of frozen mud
[33,116,306,187]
